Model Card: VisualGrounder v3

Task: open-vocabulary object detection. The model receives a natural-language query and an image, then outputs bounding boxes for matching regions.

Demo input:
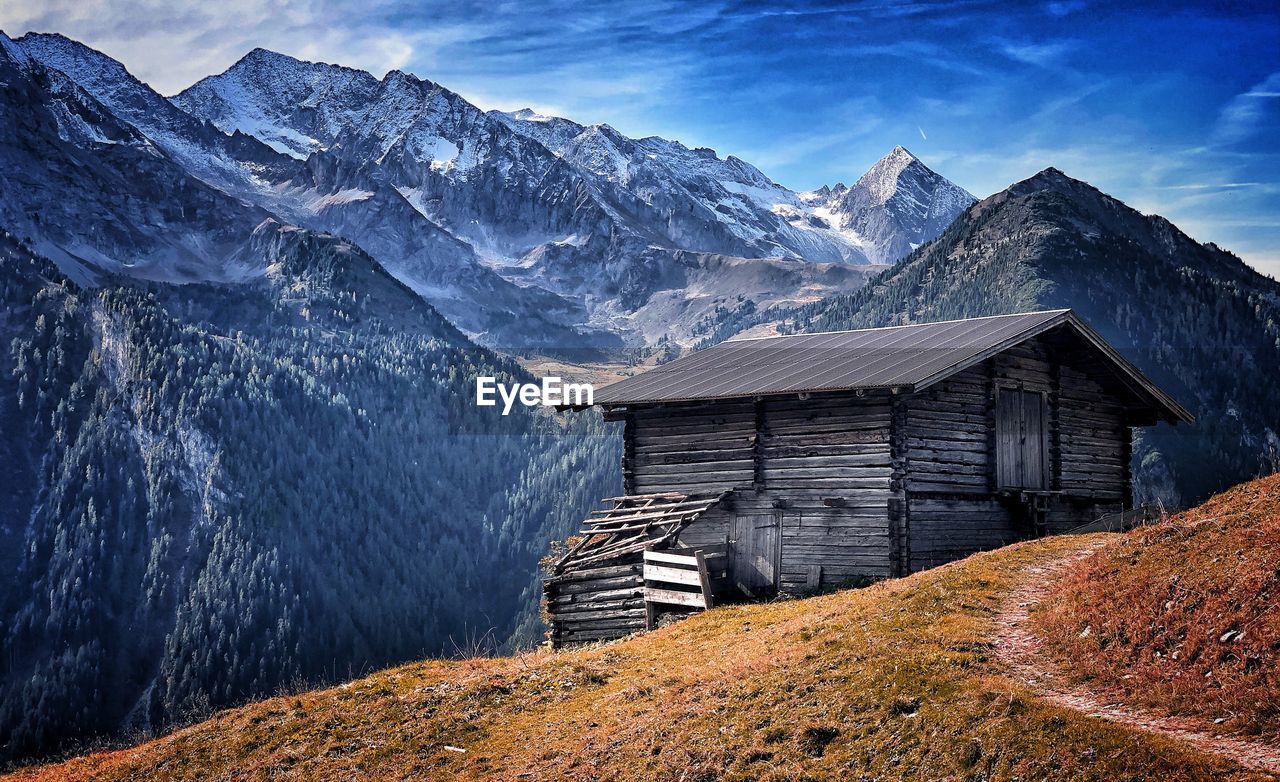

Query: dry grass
[7,535,1270,782]
[1036,474,1280,742]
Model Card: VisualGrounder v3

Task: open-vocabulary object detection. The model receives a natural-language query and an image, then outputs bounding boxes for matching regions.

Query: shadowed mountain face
[0,35,271,286]
[791,168,1280,506]
[4,33,604,352]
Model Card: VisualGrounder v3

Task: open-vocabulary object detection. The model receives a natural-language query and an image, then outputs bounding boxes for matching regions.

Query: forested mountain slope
[788,168,1280,506]
[0,230,618,766]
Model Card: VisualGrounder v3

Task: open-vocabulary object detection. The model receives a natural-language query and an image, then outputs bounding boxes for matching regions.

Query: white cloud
[0,0,458,93]
[997,39,1075,67]
[1213,71,1280,145]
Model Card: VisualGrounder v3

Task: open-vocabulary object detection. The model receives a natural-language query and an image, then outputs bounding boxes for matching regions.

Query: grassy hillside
[8,535,1271,781]
[1036,474,1280,741]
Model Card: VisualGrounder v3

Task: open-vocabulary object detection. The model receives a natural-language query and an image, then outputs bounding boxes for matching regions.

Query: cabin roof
[550,491,730,574]
[592,310,1192,424]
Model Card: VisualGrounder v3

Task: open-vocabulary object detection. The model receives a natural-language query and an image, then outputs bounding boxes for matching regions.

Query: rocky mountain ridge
[4,33,974,353]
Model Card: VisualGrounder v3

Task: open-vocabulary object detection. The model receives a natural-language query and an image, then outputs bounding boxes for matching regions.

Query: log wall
[543,559,645,647]
[762,395,894,589]
[627,400,756,494]
[899,334,1133,570]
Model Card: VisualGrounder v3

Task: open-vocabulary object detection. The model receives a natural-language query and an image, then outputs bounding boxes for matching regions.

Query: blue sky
[4,0,1279,274]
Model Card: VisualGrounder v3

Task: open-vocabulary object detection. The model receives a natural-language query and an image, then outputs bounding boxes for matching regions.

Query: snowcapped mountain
[14,33,289,195]
[493,112,974,267]
[0,32,272,285]
[493,109,871,264]
[171,48,382,159]
[801,146,976,264]
[2,33,974,354]
[10,34,601,350]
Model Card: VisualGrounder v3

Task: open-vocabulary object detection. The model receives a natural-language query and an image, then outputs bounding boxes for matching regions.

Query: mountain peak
[887,144,918,162]
[1028,166,1072,184]
[174,47,383,157]
[975,168,1262,286]
[853,144,947,205]
[15,31,139,91]
[238,47,297,67]
[508,107,547,121]
[799,147,976,264]
[382,68,415,83]
[15,31,72,46]
[216,45,370,86]
[1006,167,1108,202]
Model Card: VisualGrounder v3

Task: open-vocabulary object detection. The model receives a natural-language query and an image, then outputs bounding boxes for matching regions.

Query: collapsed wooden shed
[544,309,1192,647]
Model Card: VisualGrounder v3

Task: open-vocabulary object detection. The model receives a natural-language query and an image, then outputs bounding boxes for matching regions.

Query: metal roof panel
[595,310,1071,405]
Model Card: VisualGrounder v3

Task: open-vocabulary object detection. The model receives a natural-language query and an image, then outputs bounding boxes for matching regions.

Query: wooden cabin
[544,310,1191,647]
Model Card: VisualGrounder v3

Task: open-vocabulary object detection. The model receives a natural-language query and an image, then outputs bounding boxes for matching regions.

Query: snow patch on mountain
[496,108,969,267]
[14,32,290,204]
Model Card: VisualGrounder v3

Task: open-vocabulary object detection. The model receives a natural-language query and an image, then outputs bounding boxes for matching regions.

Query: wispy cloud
[995,38,1077,67]
[0,0,449,93]
[1213,71,1280,145]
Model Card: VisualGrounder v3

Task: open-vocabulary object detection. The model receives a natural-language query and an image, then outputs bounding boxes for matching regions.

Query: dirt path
[994,539,1280,776]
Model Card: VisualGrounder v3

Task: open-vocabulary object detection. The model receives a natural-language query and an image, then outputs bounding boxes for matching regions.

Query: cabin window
[995,388,1048,490]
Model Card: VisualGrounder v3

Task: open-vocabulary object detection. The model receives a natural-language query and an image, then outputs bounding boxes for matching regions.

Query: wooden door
[729,512,781,596]
[996,388,1048,489]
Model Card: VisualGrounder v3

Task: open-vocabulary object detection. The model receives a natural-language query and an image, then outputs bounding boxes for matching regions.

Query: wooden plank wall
[1043,496,1124,535]
[906,497,1018,572]
[1057,363,1127,500]
[901,335,1134,570]
[673,503,732,550]
[544,558,645,647]
[902,363,1020,571]
[903,366,992,495]
[762,395,894,589]
[663,393,896,590]
[627,401,756,494]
